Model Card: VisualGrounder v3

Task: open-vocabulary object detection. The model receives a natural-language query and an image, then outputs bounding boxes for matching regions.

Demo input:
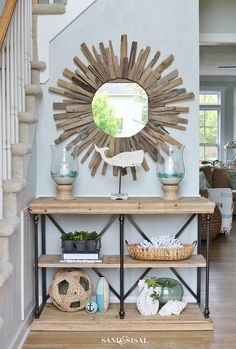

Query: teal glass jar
[157,144,185,186]
[50,144,78,200]
[157,278,183,305]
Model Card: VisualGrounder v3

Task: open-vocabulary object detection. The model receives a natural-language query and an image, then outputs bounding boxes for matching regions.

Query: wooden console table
[29,196,215,331]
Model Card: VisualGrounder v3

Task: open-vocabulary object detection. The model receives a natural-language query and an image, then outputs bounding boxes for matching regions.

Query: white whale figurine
[94,144,144,168]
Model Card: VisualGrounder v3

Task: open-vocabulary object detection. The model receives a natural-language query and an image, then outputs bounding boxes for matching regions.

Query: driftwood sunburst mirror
[49,34,194,180]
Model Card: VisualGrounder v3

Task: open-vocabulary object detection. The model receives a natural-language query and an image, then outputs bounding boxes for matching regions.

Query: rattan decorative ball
[49,269,93,312]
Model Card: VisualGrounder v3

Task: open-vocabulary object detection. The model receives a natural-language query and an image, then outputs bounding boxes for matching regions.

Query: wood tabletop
[29,196,215,214]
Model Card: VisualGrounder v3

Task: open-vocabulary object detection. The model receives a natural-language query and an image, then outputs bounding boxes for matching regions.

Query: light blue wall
[36,0,199,302]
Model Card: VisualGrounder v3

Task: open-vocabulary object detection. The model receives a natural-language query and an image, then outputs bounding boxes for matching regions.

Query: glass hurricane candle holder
[157,144,185,201]
[225,141,236,168]
[50,144,78,200]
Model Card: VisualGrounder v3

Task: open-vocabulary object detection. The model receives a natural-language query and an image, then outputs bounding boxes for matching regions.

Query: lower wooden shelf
[31,303,213,331]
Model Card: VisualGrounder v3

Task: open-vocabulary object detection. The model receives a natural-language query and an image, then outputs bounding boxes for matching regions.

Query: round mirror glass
[91,81,149,138]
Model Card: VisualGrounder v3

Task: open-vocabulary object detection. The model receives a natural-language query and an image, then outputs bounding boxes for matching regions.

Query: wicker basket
[127,241,197,261]
[201,205,221,240]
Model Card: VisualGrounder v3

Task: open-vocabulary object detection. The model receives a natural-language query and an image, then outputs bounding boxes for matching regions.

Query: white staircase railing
[0,0,32,219]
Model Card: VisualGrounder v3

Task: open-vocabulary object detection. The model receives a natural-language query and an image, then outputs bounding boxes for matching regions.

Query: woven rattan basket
[201,205,221,240]
[127,241,197,261]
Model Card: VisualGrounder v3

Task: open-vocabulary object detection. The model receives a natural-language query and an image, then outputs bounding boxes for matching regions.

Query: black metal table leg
[41,215,47,304]
[204,213,211,318]
[119,214,125,319]
[33,214,39,319]
[197,214,202,304]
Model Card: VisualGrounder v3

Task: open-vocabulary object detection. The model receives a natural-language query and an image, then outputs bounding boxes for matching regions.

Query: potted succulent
[74,231,88,252]
[87,231,101,252]
[61,232,74,253]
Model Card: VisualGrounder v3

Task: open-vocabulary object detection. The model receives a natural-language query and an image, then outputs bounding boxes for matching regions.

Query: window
[199,92,221,162]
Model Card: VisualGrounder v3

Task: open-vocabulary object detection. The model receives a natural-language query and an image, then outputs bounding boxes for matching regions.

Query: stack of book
[59,252,103,263]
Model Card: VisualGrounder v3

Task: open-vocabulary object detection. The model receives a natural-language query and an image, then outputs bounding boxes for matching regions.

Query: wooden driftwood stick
[151,106,189,113]
[120,34,128,66]
[151,70,179,92]
[71,75,97,94]
[63,117,93,131]
[142,67,161,90]
[80,42,99,69]
[81,143,94,163]
[49,87,92,103]
[150,114,188,124]
[54,129,78,145]
[160,92,195,104]
[151,88,186,104]
[136,46,151,81]
[147,50,161,69]
[121,57,129,78]
[65,105,91,113]
[138,66,153,86]
[54,111,80,120]
[53,102,81,110]
[55,113,92,129]
[113,55,122,78]
[106,48,116,80]
[73,56,88,75]
[91,155,102,176]
[132,49,144,81]
[74,69,97,89]
[99,42,108,64]
[63,68,78,80]
[128,41,138,72]
[156,54,174,74]
[150,78,183,97]
[92,45,110,80]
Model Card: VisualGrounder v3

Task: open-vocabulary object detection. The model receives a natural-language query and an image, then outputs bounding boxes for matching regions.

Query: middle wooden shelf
[38,254,206,268]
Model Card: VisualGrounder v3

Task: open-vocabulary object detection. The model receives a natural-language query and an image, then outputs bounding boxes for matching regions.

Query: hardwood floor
[23,221,236,349]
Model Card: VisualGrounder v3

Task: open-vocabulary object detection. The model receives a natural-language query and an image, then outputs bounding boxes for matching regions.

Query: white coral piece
[159,300,187,316]
[139,235,183,249]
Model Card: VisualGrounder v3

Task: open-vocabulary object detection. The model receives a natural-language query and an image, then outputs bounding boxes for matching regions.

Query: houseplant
[74,231,88,252]
[74,231,101,253]
[87,231,101,252]
[61,232,75,253]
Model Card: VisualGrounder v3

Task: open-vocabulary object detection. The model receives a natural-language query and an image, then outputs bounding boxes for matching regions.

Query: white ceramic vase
[136,279,162,315]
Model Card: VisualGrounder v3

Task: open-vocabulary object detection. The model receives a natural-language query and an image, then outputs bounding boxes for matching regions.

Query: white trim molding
[200,33,236,46]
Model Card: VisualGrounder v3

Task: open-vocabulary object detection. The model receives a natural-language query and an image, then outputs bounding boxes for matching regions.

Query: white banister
[0,0,32,219]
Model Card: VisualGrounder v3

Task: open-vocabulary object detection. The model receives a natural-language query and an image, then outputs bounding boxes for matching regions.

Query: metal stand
[33,214,39,319]
[33,211,211,321]
[204,213,211,318]
[111,168,128,200]
[119,214,125,319]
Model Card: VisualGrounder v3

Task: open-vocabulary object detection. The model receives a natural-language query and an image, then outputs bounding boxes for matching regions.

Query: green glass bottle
[157,278,183,305]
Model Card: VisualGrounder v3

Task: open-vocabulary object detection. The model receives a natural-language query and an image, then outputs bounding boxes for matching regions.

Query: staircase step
[0,262,12,288]
[0,217,20,237]
[25,84,42,97]
[3,177,27,193]
[31,60,46,71]
[33,4,65,15]
[0,238,9,262]
[11,143,32,157]
[18,112,38,124]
